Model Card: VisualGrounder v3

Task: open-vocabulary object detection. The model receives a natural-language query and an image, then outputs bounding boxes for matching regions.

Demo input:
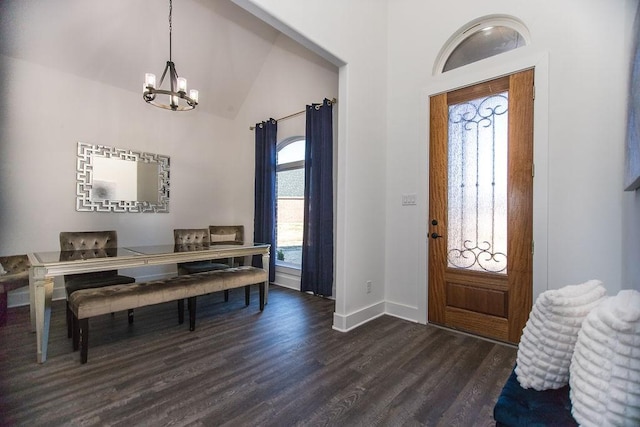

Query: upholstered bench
[494,366,577,426]
[69,266,267,363]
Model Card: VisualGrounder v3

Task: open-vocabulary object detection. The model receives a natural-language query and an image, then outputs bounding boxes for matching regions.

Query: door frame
[417,49,550,325]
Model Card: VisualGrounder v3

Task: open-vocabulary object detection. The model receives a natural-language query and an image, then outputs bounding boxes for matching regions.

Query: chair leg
[0,291,8,327]
[188,297,197,331]
[72,314,80,351]
[245,285,250,306]
[177,299,184,324]
[224,289,229,302]
[259,283,265,311]
[128,309,134,324]
[66,300,73,338]
[79,318,89,364]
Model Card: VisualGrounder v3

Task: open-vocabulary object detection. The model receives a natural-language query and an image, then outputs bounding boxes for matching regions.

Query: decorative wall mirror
[76,142,170,212]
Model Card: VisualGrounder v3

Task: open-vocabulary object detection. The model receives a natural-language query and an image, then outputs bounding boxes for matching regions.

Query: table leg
[33,276,54,363]
[29,268,36,332]
[262,252,270,305]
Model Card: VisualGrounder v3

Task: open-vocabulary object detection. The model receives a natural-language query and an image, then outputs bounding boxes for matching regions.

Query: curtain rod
[250,98,337,130]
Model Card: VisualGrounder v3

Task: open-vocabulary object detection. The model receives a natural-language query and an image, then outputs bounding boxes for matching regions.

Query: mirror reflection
[76,142,170,213]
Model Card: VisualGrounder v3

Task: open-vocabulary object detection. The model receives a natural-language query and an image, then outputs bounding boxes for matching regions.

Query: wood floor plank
[0,286,516,426]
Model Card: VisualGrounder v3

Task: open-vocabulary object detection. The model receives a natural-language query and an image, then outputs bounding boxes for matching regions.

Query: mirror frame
[76,142,170,213]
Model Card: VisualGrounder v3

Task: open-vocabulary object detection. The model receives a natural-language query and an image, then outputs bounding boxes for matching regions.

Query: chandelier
[143,0,199,111]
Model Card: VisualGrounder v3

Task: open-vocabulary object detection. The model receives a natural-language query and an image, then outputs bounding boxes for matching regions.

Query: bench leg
[128,309,134,324]
[224,289,229,302]
[177,299,184,324]
[259,283,265,311]
[245,285,250,306]
[188,297,197,331]
[79,318,89,364]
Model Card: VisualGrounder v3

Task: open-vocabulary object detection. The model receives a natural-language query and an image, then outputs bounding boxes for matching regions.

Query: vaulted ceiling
[0,0,302,118]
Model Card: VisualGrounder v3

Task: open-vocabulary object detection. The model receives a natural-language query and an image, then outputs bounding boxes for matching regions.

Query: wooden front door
[428,69,534,344]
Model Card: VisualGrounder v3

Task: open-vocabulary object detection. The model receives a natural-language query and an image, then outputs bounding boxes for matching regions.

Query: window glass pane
[443,26,526,72]
[447,92,508,274]
[277,139,305,165]
[276,168,304,266]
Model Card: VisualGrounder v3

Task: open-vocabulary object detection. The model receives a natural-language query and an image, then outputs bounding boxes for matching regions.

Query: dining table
[27,243,270,363]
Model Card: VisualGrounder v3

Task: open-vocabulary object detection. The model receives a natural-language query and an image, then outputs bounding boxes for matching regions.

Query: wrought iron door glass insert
[447,92,508,273]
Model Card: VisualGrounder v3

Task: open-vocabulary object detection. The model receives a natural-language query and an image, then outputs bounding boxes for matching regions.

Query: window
[434,16,530,74]
[276,137,305,267]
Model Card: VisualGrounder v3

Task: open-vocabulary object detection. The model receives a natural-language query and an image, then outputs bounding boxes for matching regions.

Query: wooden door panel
[445,307,509,341]
[446,282,507,318]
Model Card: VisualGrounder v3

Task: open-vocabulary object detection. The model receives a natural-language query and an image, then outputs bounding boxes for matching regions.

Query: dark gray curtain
[301,99,334,296]
[253,119,277,283]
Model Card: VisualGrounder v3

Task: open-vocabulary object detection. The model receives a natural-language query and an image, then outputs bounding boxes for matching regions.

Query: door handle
[431,232,443,239]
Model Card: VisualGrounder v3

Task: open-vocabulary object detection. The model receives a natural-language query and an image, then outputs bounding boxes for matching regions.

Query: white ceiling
[0,0,311,118]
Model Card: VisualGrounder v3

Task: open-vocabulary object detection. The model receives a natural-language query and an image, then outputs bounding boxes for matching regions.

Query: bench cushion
[494,367,577,426]
[69,266,267,319]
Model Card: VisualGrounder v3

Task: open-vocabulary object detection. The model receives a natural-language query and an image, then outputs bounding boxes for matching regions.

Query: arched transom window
[435,16,530,74]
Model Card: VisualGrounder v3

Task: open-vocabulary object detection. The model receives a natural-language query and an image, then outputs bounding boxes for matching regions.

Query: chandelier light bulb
[189,89,199,103]
[177,77,187,93]
[145,73,156,89]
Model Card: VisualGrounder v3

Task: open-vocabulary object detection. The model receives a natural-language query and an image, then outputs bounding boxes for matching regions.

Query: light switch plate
[402,193,417,206]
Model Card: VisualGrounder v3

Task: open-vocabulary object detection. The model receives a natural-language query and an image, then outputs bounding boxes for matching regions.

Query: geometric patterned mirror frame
[76,142,170,213]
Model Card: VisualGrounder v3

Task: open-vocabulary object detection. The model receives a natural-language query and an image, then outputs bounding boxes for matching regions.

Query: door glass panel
[447,92,508,273]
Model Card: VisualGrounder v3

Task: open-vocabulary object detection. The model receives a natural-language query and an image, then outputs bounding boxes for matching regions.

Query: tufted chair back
[209,225,245,267]
[59,231,119,281]
[0,254,30,279]
[173,228,211,252]
[209,225,244,246]
[0,254,30,326]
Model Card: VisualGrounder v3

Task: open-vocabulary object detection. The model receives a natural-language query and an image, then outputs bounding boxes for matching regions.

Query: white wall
[239,0,639,330]
[1,17,338,307]
[384,0,638,315]
[235,0,389,330]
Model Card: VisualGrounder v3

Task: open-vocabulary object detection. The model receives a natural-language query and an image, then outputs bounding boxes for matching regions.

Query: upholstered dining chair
[174,228,231,310]
[0,254,30,326]
[59,231,136,338]
[209,225,250,303]
[173,228,230,275]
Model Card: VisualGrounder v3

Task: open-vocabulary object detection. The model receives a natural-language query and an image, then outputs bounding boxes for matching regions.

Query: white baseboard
[332,300,421,332]
[273,265,300,291]
[332,301,386,332]
[384,300,420,323]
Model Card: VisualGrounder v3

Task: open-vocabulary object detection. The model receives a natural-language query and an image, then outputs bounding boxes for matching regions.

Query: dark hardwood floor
[0,286,516,426]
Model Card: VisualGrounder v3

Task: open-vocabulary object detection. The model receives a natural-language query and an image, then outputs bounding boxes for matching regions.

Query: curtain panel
[301,98,334,296]
[253,119,277,283]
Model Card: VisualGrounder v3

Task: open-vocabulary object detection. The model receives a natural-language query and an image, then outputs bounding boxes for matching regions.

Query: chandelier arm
[169,62,178,93]
[158,61,170,88]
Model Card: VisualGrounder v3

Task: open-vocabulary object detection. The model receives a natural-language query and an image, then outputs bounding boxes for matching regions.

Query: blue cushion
[494,367,578,427]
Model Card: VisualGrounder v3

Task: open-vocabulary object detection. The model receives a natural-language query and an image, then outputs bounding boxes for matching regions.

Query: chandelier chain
[169,0,173,62]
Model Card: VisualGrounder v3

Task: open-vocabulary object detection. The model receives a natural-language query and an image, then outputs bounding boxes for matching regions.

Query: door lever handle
[431,232,443,239]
